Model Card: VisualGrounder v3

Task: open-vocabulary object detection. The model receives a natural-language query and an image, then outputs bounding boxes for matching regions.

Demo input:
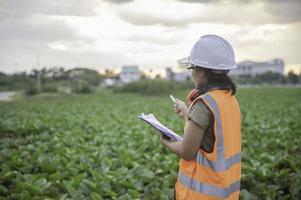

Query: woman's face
[190,68,205,88]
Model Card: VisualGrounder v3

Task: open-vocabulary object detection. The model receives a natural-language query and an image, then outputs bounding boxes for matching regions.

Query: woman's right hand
[174,98,189,120]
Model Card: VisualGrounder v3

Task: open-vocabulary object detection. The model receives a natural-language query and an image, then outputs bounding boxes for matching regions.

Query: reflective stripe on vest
[196,94,241,171]
[196,152,241,171]
[203,94,225,160]
[177,92,241,199]
[178,172,240,199]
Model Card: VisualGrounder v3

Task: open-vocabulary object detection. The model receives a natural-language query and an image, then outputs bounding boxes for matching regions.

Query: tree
[287,71,299,84]
[104,69,117,78]
[255,71,283,84]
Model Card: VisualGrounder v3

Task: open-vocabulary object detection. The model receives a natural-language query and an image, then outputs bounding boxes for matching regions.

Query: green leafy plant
[0,87,300,199]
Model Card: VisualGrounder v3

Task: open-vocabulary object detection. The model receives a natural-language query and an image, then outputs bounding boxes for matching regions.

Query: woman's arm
[160,119,205,161]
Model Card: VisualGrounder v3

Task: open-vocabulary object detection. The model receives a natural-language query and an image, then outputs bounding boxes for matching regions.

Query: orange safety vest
[175,89,242,200]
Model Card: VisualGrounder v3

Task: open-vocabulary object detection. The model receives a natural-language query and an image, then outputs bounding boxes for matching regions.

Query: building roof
[121,66,139,73]
[238,59,284,67]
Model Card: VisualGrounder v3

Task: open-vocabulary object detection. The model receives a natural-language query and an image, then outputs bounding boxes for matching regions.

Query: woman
[160,35,242,200]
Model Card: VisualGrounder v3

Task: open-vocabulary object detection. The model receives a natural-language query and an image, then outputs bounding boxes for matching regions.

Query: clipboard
[138,113,183,141]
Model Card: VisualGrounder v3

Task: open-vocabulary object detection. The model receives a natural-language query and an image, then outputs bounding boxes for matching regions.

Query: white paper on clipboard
[138,113,183,141]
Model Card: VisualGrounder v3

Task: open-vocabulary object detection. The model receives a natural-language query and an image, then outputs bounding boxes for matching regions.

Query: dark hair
[196,68,236,95]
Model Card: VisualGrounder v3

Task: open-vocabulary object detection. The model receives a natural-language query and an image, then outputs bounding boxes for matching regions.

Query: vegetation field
[0,87,300,199]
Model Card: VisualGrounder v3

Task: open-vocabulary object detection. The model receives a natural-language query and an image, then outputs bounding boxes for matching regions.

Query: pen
[169,95,176,103]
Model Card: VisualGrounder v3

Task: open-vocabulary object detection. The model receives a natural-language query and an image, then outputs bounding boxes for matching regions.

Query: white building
[166,68,190,81]
[119,65,140,83]
[229,59,284,77]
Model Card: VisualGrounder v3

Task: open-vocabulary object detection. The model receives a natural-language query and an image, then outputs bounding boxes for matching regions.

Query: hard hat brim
[183,60,237,71]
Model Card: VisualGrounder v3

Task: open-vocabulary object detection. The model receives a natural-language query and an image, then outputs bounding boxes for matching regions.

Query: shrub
[112,80,191,95]
[41,84,58,93]
[25,84,39,96]
[71,80,93,94]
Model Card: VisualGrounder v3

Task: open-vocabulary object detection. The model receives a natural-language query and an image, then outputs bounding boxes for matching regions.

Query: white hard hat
[183,34,237,71]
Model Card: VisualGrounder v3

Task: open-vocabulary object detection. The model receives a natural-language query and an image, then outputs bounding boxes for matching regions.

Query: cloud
[263,0,301,24]
[116,0,301,27]
[117,11,191,27]
[116,5,255,27]
[115,0,206,27]
[175,0,251,4]
[0,16,85,43]
[104,0,135,4]
[0,0,300,73]
[175,0,301,24]
[123,33,182,45]
[0,0,97,72]
[0,0,100,18]
[225,23,301,64]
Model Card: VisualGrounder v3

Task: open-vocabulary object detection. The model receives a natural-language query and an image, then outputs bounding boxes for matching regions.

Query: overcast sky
[0,0,300,74]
